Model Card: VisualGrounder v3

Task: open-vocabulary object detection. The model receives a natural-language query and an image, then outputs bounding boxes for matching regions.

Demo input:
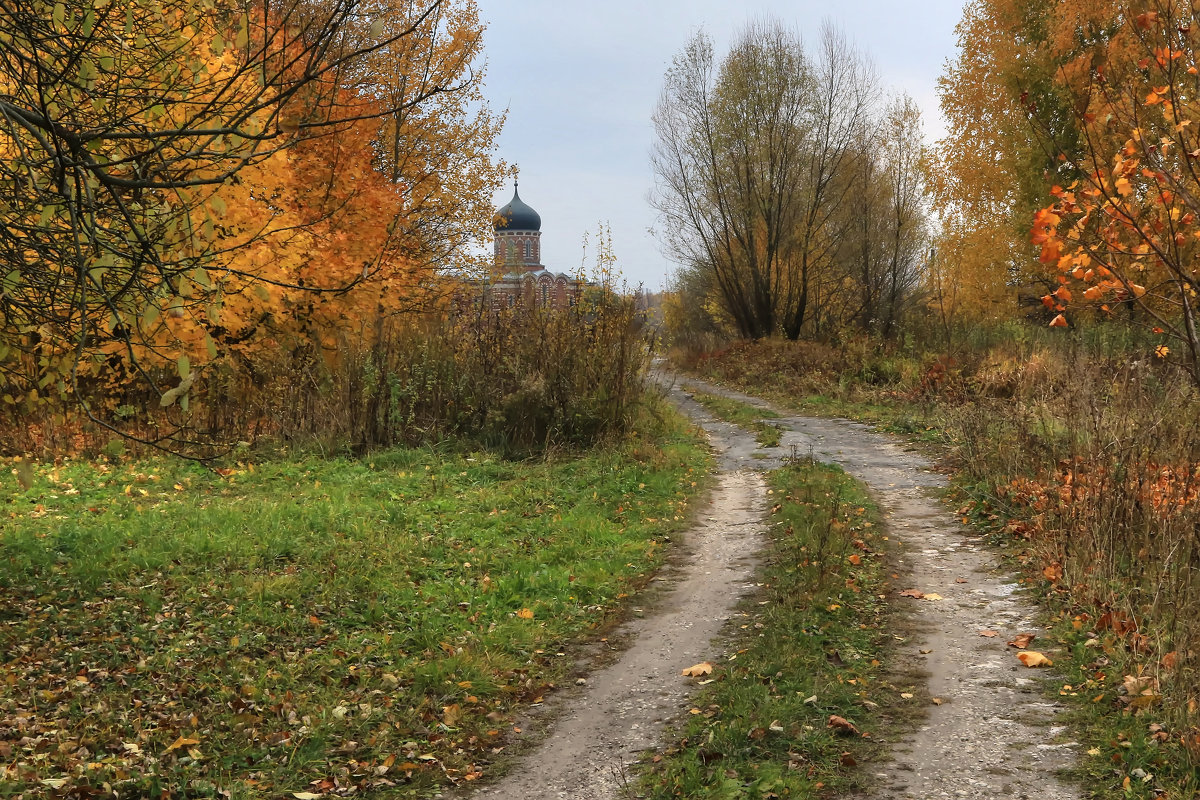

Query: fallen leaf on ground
[827,715,860,736]
[954,577,968,584]
[293,793,323,800]
[978,630,998,637]
[1122,675,1159,695]
[1008,633,1036,649]
[516,608,534,619]
[900,692,914,699]
[681,662,713,678]
[923,592,943,601]
[931,697,944,705]
[919,648,932,654]
[848,554,862,565]
[1042,562,1063,582]
[166,736,200,752]
[1017,651,1053,667]
[899,589,924,599]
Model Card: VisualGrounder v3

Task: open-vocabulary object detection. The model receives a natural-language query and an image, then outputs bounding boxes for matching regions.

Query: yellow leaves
[1017,651,1053,667]
[681,662,713,678]
[1155,344,1170,359]
[166,736,200,752]
[1115,177,1134,196]
[516,608,534,619]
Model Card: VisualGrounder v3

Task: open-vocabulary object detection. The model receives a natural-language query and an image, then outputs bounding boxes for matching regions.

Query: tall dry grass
[2,292,654,458]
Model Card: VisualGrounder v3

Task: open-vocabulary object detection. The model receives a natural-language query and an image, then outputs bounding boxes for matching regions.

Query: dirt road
[464,374,1079,800]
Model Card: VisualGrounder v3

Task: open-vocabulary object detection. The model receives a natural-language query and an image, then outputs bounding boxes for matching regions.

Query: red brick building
[483,184,586,310]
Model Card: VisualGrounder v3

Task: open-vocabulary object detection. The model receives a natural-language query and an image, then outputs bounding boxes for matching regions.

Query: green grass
[1038,610,1200,800]
[637,460,918,798]
[0,406,710,798]
[685,387,783,447]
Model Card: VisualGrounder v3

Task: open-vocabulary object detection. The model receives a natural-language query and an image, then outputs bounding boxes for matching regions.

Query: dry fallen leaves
[923,593,943,601]
[827,715,860,736]
[1017,651,1053,667]
[898,589,924,599]
[978,630,999,638]
[516,608,534,619]
[681,662,713,678]
[1008,633,1036,649]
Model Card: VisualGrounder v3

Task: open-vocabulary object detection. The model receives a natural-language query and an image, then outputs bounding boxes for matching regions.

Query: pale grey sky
[479,1,965,290]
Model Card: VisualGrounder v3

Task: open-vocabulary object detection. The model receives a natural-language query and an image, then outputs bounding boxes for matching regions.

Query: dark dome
[493,186,541,231]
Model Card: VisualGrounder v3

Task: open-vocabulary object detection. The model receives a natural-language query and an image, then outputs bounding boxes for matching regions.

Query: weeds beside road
[677,327,1200,799]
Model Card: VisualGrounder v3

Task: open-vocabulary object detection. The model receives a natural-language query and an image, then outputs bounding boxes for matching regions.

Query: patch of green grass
[686,387,783,447]
[1041,610,1200,800]
[638,460,918,798]
[0,404,710,798]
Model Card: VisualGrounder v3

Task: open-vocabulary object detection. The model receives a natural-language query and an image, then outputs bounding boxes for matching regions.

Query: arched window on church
[524,241,532,260]
[541,282,549,306]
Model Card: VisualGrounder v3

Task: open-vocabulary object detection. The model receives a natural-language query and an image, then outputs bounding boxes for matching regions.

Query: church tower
[493,182,543,271]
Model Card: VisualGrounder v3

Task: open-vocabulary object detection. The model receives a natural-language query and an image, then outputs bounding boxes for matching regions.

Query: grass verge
[684,387,783,448]
[0,404,709,799]
[637,459,921,798]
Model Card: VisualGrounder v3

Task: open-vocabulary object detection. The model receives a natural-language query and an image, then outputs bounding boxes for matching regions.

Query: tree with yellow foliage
[0,0,504,450]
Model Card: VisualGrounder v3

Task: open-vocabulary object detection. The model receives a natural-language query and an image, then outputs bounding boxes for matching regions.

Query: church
[482,183,587,310]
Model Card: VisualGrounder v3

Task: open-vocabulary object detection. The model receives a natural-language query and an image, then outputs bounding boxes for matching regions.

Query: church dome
[493,186,541,232]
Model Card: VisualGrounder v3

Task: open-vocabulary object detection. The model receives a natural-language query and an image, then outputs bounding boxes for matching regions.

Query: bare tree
[650,19,879,341]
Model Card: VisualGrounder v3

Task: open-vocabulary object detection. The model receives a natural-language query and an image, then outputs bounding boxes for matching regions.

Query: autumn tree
[832,94,930,336]
[650,21,811,340]
[652,20,929,343]
[0,0,504,449]
[1029,1,1200,385]
[934,0,1074,323]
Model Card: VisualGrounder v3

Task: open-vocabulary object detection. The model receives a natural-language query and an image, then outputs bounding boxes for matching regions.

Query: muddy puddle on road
[459,375,1078,800]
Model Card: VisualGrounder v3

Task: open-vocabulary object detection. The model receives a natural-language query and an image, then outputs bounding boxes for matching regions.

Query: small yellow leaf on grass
[293,793,323,800]
[1017,651,1053,667]
[900,692,914,699]
[682,662,713,678]
[516,608,534,619]
[166,736,200,752]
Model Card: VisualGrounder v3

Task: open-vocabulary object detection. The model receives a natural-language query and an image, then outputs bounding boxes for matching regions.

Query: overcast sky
[478,1,966,290]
